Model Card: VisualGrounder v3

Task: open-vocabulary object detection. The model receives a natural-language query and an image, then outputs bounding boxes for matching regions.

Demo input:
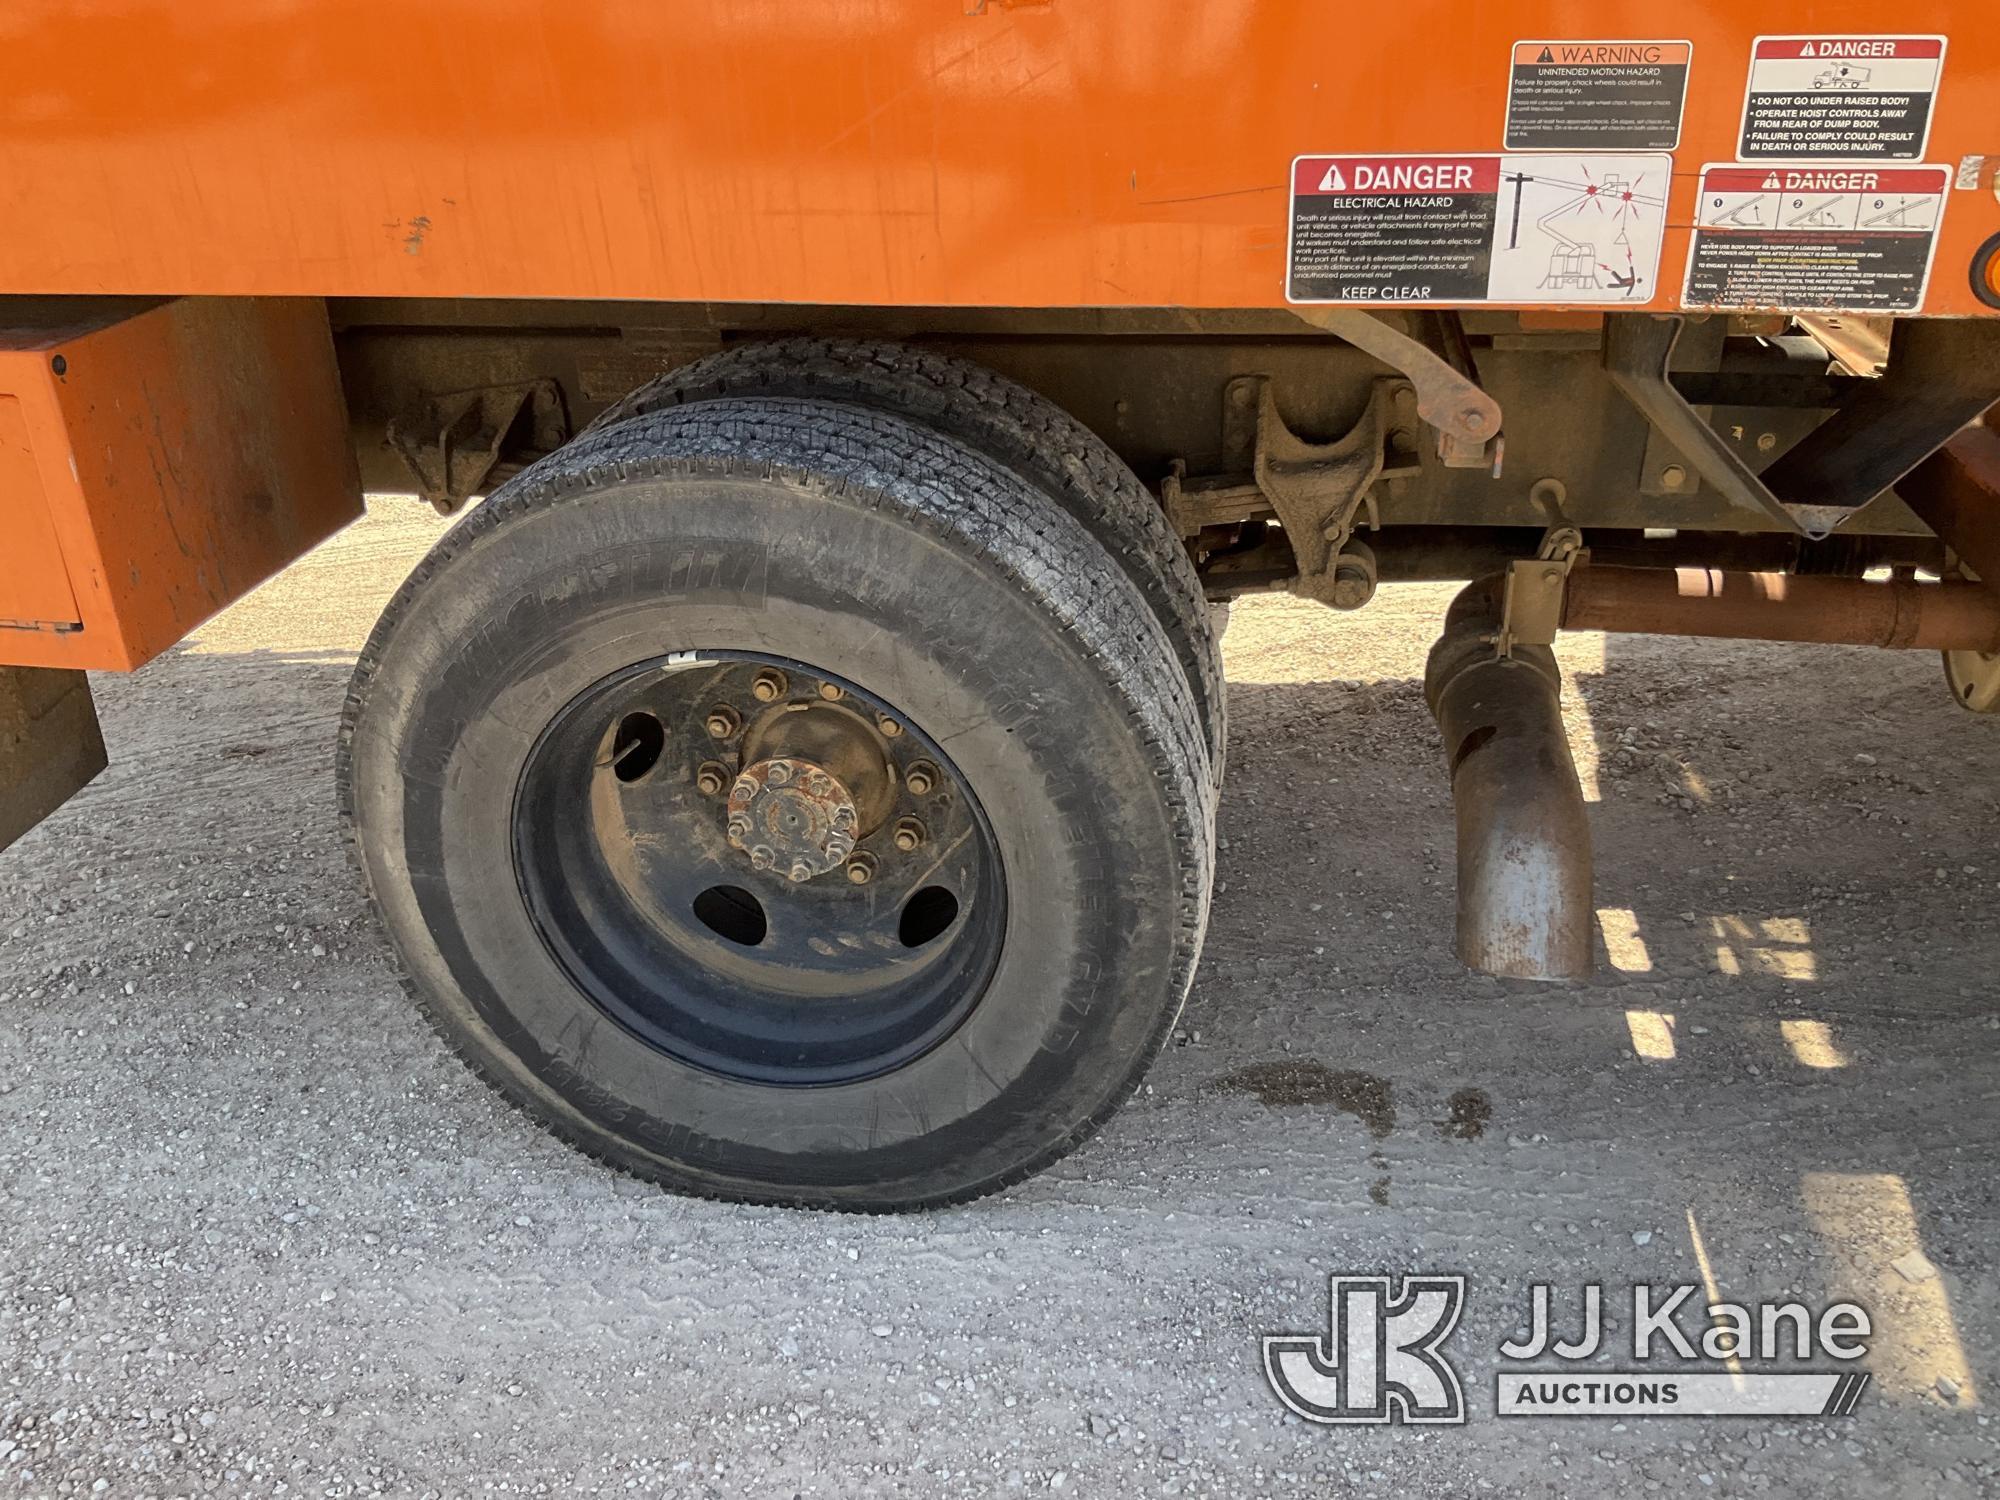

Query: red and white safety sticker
[1684,163,1950,312]
[1738,36,1946,160]
[1286,152,1670,306]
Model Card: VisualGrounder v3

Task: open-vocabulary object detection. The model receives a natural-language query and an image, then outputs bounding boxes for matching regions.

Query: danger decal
[1738,36,1946,160]
[1286,153,1670,306]
[1683,164,1950,312]
[1506,40,1692,150]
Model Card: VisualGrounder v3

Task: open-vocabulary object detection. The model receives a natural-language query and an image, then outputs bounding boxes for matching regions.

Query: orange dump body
[0,3,1993,316]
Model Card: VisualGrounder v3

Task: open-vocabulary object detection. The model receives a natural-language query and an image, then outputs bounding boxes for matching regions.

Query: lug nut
[765,759,793,785]
[751,668,788,702]
[695,762,728,797]
[824,831,855,862]
[893,816,927,852]
[817,682,843,701]
[726,814,752,843]
[904,761,938,797]
[805,770,832,796]
[788,859,815,884]
[749,845,776,870]
[845,852,878,885]
[832,805,857,831]
[705,705,740,739]
[877,714,902,738]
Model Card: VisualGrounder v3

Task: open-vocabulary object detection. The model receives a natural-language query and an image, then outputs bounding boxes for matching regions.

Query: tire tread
[585,338,1227,781]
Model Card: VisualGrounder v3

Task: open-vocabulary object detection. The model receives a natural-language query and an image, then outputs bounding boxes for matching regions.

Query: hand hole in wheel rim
[512,651,1006,1086]
[899,886,960,947]
[610,711,665,781]
[692,885,767,946]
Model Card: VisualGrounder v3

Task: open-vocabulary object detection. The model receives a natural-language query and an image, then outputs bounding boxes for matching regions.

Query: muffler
[1424,581,1593,980]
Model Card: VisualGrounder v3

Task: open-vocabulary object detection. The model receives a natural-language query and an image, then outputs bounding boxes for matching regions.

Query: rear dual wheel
[587,337,1228,783]
[340,397,1215,1207]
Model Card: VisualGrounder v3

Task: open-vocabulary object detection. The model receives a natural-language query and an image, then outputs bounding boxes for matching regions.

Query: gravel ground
[2,497,1997,1498]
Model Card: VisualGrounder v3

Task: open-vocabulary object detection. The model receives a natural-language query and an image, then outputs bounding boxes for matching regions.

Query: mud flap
[0,666,106,852]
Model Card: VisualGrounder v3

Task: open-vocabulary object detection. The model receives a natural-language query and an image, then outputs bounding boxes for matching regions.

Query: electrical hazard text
[1288,153,1669,307]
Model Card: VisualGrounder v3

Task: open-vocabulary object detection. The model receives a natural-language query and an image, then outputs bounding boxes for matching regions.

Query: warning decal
[1738,36,1945,160]
[1505,40,1692,150]
[1684,164,1949,312]
[1286,153,1670,306]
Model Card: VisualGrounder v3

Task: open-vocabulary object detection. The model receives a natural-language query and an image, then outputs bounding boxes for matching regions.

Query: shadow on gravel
[1200,627,1997,1413]
[3,598,1993,1450]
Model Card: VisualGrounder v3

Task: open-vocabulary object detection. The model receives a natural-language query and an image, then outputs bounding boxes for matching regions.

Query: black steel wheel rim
[511,651,1007,1086]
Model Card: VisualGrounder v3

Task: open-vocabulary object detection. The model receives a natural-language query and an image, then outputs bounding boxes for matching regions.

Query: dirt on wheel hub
[726,757,861,883]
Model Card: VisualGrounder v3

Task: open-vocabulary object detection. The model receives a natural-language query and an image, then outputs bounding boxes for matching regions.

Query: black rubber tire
[339,399,1214,1209]
[585,338,1228,783]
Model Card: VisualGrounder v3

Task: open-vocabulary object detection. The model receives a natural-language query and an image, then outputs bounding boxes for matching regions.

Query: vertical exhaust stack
[1424,581,1594,981]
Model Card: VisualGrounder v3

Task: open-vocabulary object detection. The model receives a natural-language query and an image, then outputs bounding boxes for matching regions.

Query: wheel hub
[511,649,1006,1085]
[726,757,858,881]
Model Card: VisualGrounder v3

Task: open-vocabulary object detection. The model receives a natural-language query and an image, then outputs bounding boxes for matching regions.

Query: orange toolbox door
[0,392,82,635]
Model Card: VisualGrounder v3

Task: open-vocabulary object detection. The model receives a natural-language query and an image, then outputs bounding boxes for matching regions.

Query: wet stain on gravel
[1214,1062,1398,1203]
[1214,1062,1395,1135]
[1213,1060,1340,1106]
[1328,1071,1395,1140]
[1435,1087,1492,1140]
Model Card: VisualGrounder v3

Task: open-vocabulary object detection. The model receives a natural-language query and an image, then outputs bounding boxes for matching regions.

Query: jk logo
[1263,1275,1467,1424]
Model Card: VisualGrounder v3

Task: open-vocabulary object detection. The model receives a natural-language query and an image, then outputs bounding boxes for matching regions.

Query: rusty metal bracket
[1759,318,2000,515]
[1604,313,1828,536]
[1291,307,1503,469]
[1606,312,2000,541]
[1494,526,1584,657]
[1889,417,2000,591]
[386,378,571,514]
[1249,376,1411,608]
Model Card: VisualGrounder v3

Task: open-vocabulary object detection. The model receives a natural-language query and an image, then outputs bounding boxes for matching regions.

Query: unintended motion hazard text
[1505,40,1691,150]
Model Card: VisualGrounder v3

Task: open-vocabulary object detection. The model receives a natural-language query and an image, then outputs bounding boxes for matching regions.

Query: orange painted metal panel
[0,299,363,671]
[0,396,81,631]
[0,4,1994,314]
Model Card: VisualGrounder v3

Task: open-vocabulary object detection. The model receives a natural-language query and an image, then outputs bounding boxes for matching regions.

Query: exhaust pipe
[1425,582,1593,980]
